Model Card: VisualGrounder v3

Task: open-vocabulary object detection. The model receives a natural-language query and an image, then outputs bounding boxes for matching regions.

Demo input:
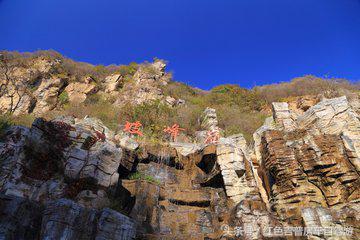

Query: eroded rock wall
[0,96,359,239]
[256,96,360,239]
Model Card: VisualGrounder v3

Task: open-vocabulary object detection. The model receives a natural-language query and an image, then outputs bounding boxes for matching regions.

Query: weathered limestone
[170,142,203,156]
[61,118,122,188]
[104,74,122,93]
[301,205,359,239]
[201,107,219,131]
[114,60,173,106]
[0,194,43,240]
[0,56,60,116]
[0,87,34,115]
[298,96,360,172]
[253,116,275,164]
[272,102,297,131]
[41,199,136,240]
[32,77,67,114]
[64,79,97,103]
[96,208,137,240]
[1,87,360,239]
[216,144,252,204]
[256,96,360,237]
[0,117,126,202]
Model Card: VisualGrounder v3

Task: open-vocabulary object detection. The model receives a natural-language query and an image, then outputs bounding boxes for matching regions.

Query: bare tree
[0,53,25,114]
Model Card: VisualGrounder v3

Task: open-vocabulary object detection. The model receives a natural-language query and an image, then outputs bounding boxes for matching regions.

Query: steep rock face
[256,96,360,238]
[113,60,173,106]
[0,194,136,240]
[0,194,43,240]
[0,56,182,117]
[41,199,136,239]
[0,56,66,116]
[0,116,123,202]
[32,77,67,114]
[0,96,359,239]
[271,102,296,132]
[201,107,219,131]
[64,76,98,103]
[216,143,253,204]
[118,147,228,239]
[196,107,222,143]
[103,74,122,93]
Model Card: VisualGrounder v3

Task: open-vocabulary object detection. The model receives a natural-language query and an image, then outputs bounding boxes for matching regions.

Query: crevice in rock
[196,153,217,174]
[200,173,225,189]
[168,199,210,208]
[28,97,37,114]
[64,177,99,199]
[118,164,131,179]
[112,183,136,215]
[341,179,357,184]
[312,163,337,170]
[140,153,183,170]
[293,147,330,207]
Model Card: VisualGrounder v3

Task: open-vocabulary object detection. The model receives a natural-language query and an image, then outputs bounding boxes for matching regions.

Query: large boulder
[32,77,67,114]
[64,77,98,103]
[104,74,122,93]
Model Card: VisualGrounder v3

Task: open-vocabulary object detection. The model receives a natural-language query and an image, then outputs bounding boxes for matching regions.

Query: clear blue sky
[1,0,360,89]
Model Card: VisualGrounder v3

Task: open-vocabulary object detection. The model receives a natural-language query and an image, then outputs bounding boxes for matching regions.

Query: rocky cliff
[0,53,181,117]
[0,96,359,239]
[0,52,359,239]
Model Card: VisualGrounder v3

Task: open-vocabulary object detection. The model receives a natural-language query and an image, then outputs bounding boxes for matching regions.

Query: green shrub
[0,115,13,139]
[254,75,359,103]
[93,65,108,76]
[118,100,176,139]
[129,171,160,185]
[11,114,36,128]
[63,99,120,130]
[162,81,199,100]
[217,106,268,142]
[118,62,138,76]
[58,91,69,105]
[84,93,102,105]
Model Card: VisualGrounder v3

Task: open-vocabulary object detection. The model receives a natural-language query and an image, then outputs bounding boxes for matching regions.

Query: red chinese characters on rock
[163,124,184,141]
[204,128,220,144]
[123,121,143,136]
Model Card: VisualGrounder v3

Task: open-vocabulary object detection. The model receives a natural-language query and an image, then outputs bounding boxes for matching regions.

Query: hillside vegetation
[1,50,359,142]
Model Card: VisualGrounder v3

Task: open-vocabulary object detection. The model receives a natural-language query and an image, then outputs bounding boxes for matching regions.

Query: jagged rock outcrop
[113,60,174,106]
[32,77,67,114]
[271,102,296,132]
[0,56,182,117]
[104,73,122,93]
[201,107,219,131]
[255,96,360,238]
[0,56,63,116]
[64,76,98,103]
[0,96,359,239]
[0,194,43,239]
[0,116,124,202]
[195,107,223,144]
[41,199,136,239]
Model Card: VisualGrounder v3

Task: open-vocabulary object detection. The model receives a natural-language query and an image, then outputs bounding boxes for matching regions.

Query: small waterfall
[142,146,173,186]
[154,147,171,185]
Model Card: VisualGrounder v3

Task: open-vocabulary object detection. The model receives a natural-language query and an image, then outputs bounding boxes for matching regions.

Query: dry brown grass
[255,75,359,103]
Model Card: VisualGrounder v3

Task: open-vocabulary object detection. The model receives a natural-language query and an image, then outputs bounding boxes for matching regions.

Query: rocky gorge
[0,52,359,239]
